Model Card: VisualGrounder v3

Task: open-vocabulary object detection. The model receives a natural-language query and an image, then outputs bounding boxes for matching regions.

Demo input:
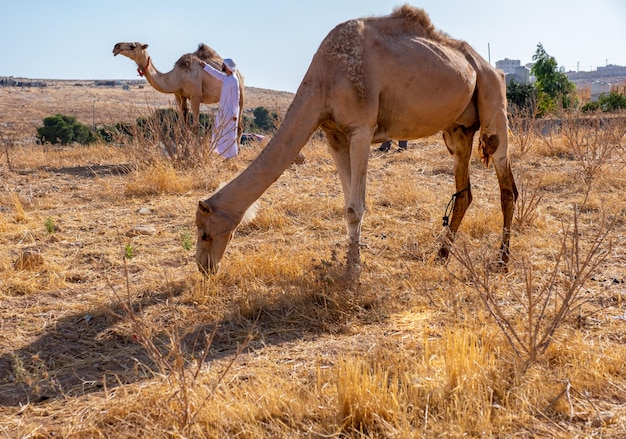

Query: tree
[506,80,537,114]
[37,114,96,145]
[252,106,278,132]
[531,43,577,116]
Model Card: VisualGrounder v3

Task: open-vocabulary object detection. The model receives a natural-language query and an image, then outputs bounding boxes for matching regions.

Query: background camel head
[112,42,149,64]
[195,200,237,275]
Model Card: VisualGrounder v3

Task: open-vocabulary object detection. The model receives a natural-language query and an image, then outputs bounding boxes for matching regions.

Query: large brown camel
[195,5,518,275]
[112,42,245,137]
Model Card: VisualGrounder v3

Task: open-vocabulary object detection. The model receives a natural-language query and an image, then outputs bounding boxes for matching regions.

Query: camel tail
[475,70,509,168]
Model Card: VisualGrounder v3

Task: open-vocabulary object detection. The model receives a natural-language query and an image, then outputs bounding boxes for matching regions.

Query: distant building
[0,76,46,87]
[495,58,520,75]
[512,66,531,84]
[590,80,611,102]
[566,64,626,85]
[496,58,531,85]
[597,64,626,76]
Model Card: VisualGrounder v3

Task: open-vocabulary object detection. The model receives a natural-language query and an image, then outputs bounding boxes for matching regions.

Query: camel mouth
[197,261,219,276]
[196,253,219,275]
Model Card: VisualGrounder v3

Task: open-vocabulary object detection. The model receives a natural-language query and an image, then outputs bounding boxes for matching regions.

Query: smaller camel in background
[113,42,244,138]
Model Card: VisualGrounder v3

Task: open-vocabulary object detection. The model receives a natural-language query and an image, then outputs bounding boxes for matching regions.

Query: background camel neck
[140,60,179,94]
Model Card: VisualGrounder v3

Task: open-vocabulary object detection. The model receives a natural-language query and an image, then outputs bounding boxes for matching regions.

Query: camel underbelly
[376,94,474,141]
[372,38,477,138]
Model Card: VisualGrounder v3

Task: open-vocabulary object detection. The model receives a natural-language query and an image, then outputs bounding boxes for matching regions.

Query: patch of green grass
[180,227,193,251]
[124,243,135,259]
[44,216,56,233]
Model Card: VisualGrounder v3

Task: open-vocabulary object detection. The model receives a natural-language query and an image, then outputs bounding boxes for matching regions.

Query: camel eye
[202,232,210,241]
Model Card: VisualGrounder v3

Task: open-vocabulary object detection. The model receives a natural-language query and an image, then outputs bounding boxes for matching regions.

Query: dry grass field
[1,81,625,438]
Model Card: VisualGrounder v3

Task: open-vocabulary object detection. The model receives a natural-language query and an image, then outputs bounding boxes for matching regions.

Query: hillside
[0,79,295,143]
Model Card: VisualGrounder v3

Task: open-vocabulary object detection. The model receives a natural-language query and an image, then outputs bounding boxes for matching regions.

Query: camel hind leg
[472,67,518,267]
[480,128,518,267]
[438,123,478,261]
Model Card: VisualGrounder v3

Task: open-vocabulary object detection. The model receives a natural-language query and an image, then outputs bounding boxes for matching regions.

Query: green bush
[581,101,601,113]
[506,80,537,113]
[599,91,626,112]
[251,106,279,133]
[37,114,96,145]
[581,92,626,113]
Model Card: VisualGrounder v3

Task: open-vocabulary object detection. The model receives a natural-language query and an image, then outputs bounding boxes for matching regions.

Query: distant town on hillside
[495,58,626,101]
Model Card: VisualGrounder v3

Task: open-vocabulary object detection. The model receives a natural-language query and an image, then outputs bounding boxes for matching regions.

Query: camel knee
[345,206,364,240]
[345,206,364,226]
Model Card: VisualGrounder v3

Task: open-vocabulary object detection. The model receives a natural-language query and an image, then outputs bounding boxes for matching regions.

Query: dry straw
[0,84,625,437]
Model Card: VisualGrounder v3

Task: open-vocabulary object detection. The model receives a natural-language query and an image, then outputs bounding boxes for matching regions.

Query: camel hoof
[488,260,509,273]
[437,246,450,261]
[488,248,510,272]
[488,252,509,273]
[427,246,450,265]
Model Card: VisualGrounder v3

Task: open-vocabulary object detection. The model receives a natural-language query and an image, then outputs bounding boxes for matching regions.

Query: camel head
[113,42,150,66]
[195,200,237,275]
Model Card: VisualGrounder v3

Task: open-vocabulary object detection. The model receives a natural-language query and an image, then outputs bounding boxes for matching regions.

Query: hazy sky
[1,0,624,92]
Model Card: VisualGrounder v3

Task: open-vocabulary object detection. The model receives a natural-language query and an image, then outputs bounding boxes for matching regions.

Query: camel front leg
[175,94,189,124]
[438,125,476,261]
[345,129,373,274]
[190,95,202,133]
[326,127,371,275]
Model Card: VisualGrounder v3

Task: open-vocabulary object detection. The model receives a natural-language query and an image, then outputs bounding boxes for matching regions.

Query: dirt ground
[0,80,625,437]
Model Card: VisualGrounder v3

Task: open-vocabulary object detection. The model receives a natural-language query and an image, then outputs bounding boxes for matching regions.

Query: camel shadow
[43,163,135,178]
[0,285,179,406]
[0,273,368,407]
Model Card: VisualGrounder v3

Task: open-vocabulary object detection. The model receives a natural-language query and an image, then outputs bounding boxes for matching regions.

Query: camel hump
[175,54,195,70]
[390,5,436,34]
[174,44,221,70]
[194,43,220,62]
[390,5,462,48]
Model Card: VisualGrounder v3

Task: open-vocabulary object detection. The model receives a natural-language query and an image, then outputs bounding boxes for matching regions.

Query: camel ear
[198,200,212,215]
[142,44,149,49]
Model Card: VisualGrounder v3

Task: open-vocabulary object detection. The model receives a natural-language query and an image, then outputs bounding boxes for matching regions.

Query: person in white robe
[199,58,240,158]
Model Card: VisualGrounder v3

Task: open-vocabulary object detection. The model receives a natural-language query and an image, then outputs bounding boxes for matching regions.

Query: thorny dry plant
[508,107,539,155]
[450,207,612,367]
[513,174,544,231]
[561,113,626,183]
[108,236,254,430]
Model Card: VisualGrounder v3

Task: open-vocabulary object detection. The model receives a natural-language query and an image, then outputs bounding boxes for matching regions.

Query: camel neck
[137,57,151,77]
[212,89,323,221]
